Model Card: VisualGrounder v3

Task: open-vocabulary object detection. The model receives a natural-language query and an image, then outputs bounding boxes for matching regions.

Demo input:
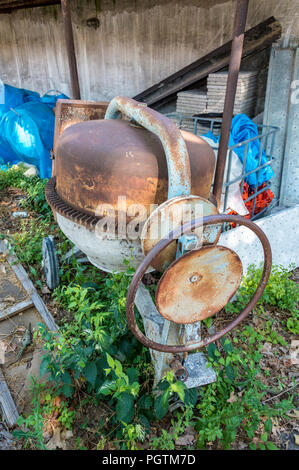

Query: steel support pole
[213,0,249,205]
[61,0,81,100]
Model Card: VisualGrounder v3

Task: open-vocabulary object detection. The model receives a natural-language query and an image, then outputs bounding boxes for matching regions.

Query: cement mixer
[45,97,272,385]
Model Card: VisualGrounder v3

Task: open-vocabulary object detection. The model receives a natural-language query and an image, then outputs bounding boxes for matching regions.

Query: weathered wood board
[0,239,57,426]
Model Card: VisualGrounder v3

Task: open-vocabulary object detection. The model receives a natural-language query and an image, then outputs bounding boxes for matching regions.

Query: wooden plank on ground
[0,299,34,321]
[0,367,19,427]
[0,240,57,332]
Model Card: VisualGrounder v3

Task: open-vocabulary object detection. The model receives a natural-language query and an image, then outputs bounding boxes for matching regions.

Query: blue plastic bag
[41,90,68,109]
[202,131,218,143]
[0,102,55,178]
[0,84,40,118]
[0,84,69,177]
[228,114,274,187]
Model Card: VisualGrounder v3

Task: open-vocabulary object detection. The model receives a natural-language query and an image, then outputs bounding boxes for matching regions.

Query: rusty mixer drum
[54,119,215,216]
[46,99,216,272]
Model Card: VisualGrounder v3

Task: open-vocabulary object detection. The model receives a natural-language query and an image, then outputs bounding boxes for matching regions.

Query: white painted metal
[56,213,146,273]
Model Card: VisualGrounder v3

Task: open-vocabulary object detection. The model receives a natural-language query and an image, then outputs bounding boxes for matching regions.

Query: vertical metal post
[213,0,249,205]
[61,0,81,99]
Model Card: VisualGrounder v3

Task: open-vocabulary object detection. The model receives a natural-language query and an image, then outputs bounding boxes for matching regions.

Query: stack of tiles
[207,71,258,116]
[176,90,207,115]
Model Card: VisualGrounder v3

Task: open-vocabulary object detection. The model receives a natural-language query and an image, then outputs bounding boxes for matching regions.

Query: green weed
[226,264,298,335]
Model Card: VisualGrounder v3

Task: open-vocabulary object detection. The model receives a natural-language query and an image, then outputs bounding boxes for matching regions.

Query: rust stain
[155,245,243,324]
[141,195,220,272]
[52,115,215,223]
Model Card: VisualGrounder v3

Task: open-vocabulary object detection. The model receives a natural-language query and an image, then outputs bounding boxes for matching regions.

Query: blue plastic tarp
[0,84,40,118]
[202,114,275,187]
[0,84,68,178]
[228,114,274,187]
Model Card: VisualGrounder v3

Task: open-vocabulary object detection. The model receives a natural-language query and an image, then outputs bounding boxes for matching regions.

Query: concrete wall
[0,0,298,100]
[219,205,299,272]
[263,42,299,208]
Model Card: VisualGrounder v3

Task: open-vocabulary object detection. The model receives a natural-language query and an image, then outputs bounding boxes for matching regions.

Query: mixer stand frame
[135,282,216,387]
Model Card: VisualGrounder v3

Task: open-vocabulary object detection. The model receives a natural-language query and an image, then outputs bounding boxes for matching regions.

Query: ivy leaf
[61,371,72,385]
[139,414,150,434]
[61,383,74,398]
[266,442,278,450]
[222,337,233,353]
[171,381,186,402]
[162,388,171,408]
[184,387,198,406]
[98,379,117,396]
[138,394,153,410]
[155,390,170,420]
[83,345,95,358]
[118,337,139,360]
[127,367,139,385]
[40,356,51,377]
[16,416,25,426]
[55,370,71,391]
[114,360,123,378]
[208,342,219,361]
[81,282,101,290]
[106,353,115,368]
[157,380,170,391]
[225,364,235,381]
[83,361,97,386]
[264,418,272,433]
[116,392,135,424]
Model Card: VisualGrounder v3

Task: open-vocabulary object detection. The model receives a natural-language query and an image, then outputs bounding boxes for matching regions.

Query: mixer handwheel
[126,214,272,353]
[42,236,60,290]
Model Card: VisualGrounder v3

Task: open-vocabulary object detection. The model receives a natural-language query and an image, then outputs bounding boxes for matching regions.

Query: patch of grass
[12,378,48,450]
[0,165,52,218]
[0,165,25,190]
[195,335,293,450]
[226,264,299,334]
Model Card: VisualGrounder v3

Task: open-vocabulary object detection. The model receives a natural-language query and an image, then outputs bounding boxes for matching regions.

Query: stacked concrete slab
[176,90,207,115]
[173,90,218,135]
[207,71,258,116]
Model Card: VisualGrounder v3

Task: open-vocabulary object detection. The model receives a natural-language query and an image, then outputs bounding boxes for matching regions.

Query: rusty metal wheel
[155,245,243,324]
[126,214,272,353]
[140,195,221,272]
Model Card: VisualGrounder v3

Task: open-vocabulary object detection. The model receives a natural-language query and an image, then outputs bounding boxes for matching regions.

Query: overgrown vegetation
[0,167,298,450]
[0,165,51,218]
[226,264,299,335]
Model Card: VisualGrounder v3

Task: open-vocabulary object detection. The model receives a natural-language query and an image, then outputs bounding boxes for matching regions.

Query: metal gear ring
[126,214,272,353]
